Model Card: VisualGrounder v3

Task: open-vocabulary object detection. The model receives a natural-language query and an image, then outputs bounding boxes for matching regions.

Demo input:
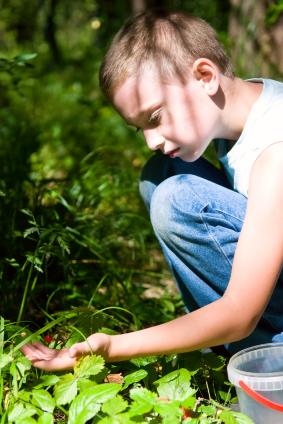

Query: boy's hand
[21,333,112,371]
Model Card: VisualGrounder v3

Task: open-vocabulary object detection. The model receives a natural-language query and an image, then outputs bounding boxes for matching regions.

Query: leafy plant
[0,321,253,424]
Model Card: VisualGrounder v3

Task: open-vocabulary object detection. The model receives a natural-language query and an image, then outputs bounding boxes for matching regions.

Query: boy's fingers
[31,356,75,371]
[21,343,44,359]
[69,341,91,358]
[21,342,55,359]
[29,342,54,354]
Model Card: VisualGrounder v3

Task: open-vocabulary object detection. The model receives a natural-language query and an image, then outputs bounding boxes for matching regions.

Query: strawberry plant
[0,317,254,424]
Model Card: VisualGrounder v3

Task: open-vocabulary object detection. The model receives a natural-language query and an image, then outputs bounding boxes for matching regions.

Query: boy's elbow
[222,297,261,341]
[231,314,260,341]
[233,322,255,341]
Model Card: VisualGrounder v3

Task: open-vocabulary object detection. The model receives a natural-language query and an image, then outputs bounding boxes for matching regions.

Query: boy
[22,9,283,371]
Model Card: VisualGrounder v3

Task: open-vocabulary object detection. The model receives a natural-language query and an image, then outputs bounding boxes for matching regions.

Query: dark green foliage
[0,2,185,327]
[0,2,256,422]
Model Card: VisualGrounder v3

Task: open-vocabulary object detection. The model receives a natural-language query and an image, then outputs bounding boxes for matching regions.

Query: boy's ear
[191,58,220,96]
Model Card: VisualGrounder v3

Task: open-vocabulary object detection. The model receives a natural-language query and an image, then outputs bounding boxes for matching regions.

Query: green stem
[0,317,4,416]
[17,263,34,323]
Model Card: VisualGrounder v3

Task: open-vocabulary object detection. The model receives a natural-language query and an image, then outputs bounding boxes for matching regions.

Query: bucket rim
[227,342,283,381]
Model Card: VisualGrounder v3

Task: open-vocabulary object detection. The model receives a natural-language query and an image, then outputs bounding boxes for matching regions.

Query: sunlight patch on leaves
[68,383,121,424]
[123,369,148,390]
[54,373,78,406]
[128,387,157,416]
[31,389,55,413]
[154,368,196,401]
[102,395,128,415]
[74,354,105,378]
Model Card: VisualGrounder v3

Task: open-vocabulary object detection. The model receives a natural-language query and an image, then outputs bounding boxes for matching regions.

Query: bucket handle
[239,380,283,412]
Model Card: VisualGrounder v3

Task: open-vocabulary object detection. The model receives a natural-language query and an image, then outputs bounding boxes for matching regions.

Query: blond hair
[99,9,233,99]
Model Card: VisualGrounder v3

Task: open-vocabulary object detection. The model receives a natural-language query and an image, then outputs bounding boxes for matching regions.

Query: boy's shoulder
[249,77,283,101]
[245,78,283,126]
[217,77,283,196]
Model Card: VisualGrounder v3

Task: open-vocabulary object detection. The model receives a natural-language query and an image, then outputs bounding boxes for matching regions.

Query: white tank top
[216,78,283,197]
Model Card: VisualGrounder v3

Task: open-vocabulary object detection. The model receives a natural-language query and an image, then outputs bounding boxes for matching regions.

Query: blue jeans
[140,152,283,354]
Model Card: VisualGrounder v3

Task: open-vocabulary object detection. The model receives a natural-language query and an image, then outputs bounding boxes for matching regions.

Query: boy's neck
[219,77,263,142]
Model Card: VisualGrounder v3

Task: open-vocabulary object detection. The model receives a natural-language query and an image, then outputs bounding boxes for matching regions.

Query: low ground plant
[0,317,254,424]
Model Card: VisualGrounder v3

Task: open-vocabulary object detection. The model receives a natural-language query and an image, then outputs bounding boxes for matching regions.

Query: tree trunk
[44,0,61,65]
[228,0,283,78]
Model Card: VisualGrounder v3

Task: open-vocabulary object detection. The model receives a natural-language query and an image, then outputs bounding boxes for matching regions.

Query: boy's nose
[143,130,165,152]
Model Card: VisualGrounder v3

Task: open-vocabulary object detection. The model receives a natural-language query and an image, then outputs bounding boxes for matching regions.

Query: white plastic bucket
[227,343,283,423]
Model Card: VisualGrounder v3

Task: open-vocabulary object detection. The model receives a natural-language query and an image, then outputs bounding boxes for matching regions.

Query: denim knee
[150,174,205,243]
[139,153,174,211]
[139,179,155,212]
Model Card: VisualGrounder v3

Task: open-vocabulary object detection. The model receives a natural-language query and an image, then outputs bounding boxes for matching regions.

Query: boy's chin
[179,151,202,163]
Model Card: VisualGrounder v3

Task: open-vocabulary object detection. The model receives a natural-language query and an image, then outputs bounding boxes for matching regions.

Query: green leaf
[21,209,34,218]
[102,395,128,415]
[98,413,134,424]
[15,356,31,379]
[35,375,60,388]
[0,353,13,369]
[8,403,25,421]
[14,53,37,63]
[230,411,255,424]
[123,369,148,390]
[32,389,55,413]
[74,354,105,378]
[57,235,70,254]
[203,352,226,370]
[54,374,77,406]
[26,254,43,273]
[128,387,157,416]
[154,400,182,421]
[199,404,217,415]
[38,413,54,424]
[4,258,19,268]
[130,356,158,367]
[181,395,197,409]
[218,390,231,403]
[17,390,31,403]
[8,402,37,421]
[154,368,196,401]
[77,377,98,392]
[220,410,238,424]
[177,350,202,372]
[23,227,40,238]
[69,401,100,424]
[14,419,37,424]
[68,383,121,424]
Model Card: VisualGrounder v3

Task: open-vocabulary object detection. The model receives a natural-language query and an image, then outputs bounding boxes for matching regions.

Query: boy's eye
[148,108,162,127]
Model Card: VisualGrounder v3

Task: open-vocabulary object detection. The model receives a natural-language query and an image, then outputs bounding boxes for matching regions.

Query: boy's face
[112,64,221,162]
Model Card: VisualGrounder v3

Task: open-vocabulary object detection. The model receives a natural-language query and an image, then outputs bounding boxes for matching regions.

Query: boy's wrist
[107,332,142,362]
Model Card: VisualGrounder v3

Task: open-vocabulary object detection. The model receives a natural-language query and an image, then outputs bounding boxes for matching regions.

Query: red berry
[180,407,193,419]
[44,335,53,343]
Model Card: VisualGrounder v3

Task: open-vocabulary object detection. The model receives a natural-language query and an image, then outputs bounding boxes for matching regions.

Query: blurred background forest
[0,0,282,333]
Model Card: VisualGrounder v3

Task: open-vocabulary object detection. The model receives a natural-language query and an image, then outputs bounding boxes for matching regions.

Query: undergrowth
[0,8,255,422]
[0,316,254,424]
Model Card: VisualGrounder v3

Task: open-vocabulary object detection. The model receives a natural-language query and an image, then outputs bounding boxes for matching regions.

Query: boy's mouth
[166,148,180,158]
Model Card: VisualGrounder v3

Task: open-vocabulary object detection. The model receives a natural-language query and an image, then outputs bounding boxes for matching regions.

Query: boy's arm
[22,143,283,369]
[107,142,283,360]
